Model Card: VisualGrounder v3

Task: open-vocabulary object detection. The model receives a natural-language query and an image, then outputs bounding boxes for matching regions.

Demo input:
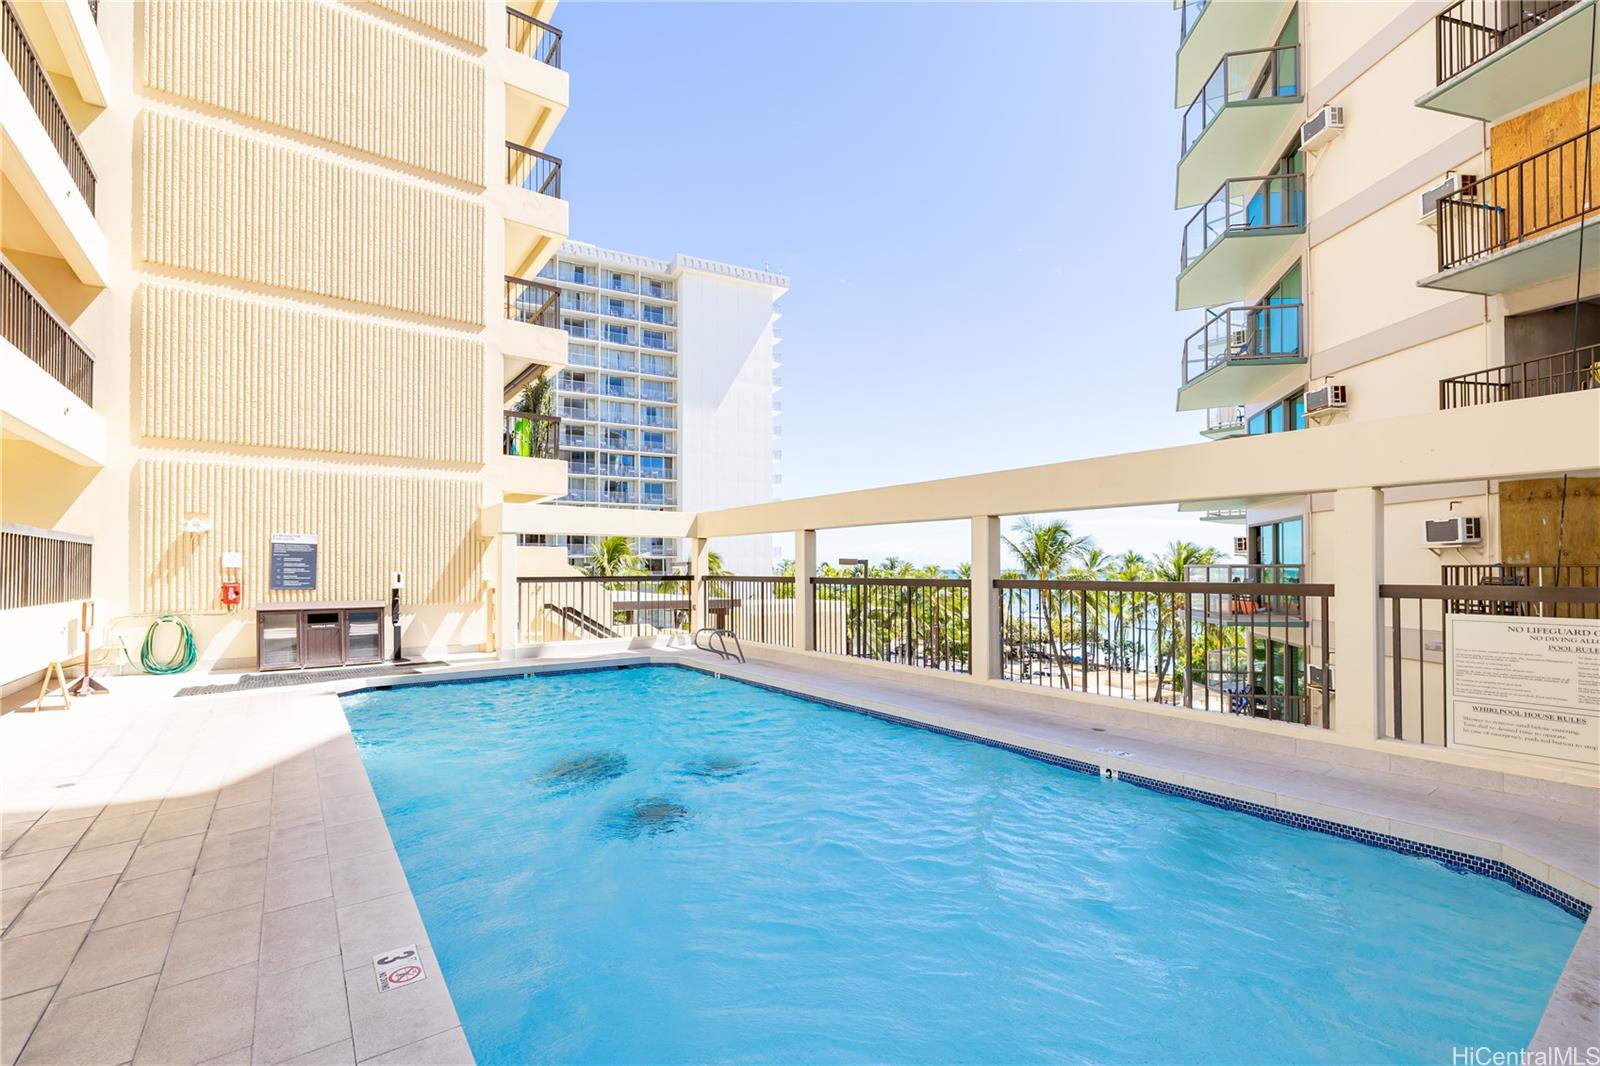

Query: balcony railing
[600,462,636,477]
[3,1,96,212]
[1181,173,1305,271]
[1186,564,1302,583]
[814,577,971,673]
[1,524,92,610]
[1435,0,1576,85]
[506,142,562,199]
[559,402,594,420]
[602,327,633,344]
[560,293,596,313]
[562,489,598,503]
[505,275,559,328]
[640,410,675,429]
[1181,302,1302,386]
[639,438,674,454]
[605,275,637,294]
[1179,0,1210,42]
[563,321,597,340]
[640,333,676,352]
[639,385,674,403]
[600,381,636,399]
[1442,562,1600,591]
[1440,345,1598,408]
[601,490,637,504]
[1436,125,1599,271]
[602,303,636,320]
[641,283,674,300]
[503,411,560,460]
[505,7,562,67]
[559,377,598,395]
[639,356,676,377]
[1205,405,1246,434]
[2,256,93,404]
[998,578,1330,725]
[1181,45,1300,158]
[563,460,598,475]
[639,306,675,326]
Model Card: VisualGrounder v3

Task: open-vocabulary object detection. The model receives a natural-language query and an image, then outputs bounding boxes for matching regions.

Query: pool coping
[332,649,1600,1058]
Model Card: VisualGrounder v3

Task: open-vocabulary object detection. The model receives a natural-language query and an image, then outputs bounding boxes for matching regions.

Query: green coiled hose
[141,615,197,674]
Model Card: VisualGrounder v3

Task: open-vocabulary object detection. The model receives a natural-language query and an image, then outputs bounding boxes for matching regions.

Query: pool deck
[2,646,1595,1064]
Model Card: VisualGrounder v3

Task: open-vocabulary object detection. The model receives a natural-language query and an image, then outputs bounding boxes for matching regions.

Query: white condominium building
[532,241,786,575]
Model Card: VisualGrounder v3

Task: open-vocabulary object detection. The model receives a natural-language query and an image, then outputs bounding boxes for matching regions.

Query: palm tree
[586,535,641,578]
[1004,519,1095,675]
[1151,540,1221,703]
[510,376,557,458]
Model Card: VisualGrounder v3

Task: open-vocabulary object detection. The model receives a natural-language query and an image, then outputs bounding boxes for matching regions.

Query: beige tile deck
[3,647,1596,1062]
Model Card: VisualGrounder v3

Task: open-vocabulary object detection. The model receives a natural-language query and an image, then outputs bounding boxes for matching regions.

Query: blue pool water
[341,666,1582,1064]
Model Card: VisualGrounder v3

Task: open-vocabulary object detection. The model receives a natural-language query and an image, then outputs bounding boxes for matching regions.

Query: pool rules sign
[1446,614,1600,767]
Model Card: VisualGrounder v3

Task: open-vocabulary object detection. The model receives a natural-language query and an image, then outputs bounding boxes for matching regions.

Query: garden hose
[141,615,197,674]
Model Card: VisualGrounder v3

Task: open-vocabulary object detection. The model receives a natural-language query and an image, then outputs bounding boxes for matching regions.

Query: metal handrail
[1181,44,1300,157]
[505,7,562,67]
[693,627,746,663]
[2,1,96,210]
[1,254,94,404]
[1181,173,1306,270]
[1434,0,1576,85]
[505,142,562,199]
[1439,345,1599,408]
[1181,301,1303,384]
[1437,124,1600,270]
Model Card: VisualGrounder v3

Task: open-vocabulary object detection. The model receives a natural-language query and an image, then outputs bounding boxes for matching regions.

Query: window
[1250,517,1303,580]
[1247,390,1306,436]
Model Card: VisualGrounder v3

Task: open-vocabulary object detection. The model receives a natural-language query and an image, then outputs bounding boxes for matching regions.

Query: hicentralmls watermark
[1452,1047,1600,1066]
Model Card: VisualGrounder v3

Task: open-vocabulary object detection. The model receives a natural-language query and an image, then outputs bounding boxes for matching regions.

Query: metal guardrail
[1436,124,1600,271]
[1181,44,1300,157]
[505,275,559,328]
[1438,345,1598,408]
[812,577,971,673]
[1181,174,1306,270]
[506,142,562,198]
[1,255,94,404]
[1181,301,1302,384]
[1,524,92,610]
[503,411,560,460]
[1380,582,1600,747]
[517,576,689,643]
[505,7,561,67]
[1442,563,1600,590]
[700,576,795,648]
[1434,0,1576,85]
[997,578,1332,726]
[2,0,96,210]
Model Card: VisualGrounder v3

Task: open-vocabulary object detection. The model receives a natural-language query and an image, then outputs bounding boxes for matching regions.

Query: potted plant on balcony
[513,376,556,458]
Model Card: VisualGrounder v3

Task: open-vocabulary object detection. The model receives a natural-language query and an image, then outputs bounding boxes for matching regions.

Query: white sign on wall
[1446,614,1600,767]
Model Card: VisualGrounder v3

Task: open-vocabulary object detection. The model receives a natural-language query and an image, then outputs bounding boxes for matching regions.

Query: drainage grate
[174,661,443,697]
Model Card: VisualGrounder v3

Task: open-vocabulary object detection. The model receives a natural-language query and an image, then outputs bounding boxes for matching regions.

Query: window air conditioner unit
[1423,516,1482,547]
[1228,328,1250,350]
[1308,662,1335,691]
[1420,173,1478,226]
[1305,383,1348,414]
[1300,106,1345,151]
[1233,535,1250,556]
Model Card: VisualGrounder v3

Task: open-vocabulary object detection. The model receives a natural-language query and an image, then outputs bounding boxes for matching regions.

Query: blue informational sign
[269,533,318,590]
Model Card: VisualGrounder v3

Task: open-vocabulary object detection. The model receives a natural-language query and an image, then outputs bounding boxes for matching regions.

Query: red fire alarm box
[221,581,242,606]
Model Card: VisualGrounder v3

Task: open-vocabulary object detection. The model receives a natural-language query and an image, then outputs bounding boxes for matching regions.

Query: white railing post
[970,515,1001,679]
[1329,487,1385,742]
[794,529,816,652]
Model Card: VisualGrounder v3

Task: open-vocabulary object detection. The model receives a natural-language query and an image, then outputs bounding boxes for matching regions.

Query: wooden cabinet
[254,601,386,671]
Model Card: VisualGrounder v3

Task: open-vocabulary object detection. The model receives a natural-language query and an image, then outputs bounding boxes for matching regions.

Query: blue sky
[552,2,1234,567]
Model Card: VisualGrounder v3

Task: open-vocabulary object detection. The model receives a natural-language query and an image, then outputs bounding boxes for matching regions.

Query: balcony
[602,325,633,345]
[640,282,674,300]
[640,305,675,326]
[639,384,674,403]
[605,275,637,294]
[559,376,597,395]
[639,331,676,352]
[501,7,567,153]
[561,293,597,313]
[500,143,566,282]
[495,410,566,502]
[639,356,675,377]
[1,256,103,466]
[1439,345,1598,408]
[499,276,564,388]
[1177,45,1301,208]
[563,320,597,340]
[640,409,676,429]
[1421,126,1600,294]
[1420,0,1594,121]
[600,379,637,399]
[1,0,104,283]
[1177,173,1304,309]
[1175,0,1295,110]
[639,437,675,454]
[1202,405,1247,439]
[1176,301,1304,411]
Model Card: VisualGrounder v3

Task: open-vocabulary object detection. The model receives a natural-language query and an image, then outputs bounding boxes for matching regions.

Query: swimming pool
[341,665,1582,1064]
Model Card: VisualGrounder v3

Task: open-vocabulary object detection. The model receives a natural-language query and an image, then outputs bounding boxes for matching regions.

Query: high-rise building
[524,240,785,576]
[1172,1,1600,717]
[2,0,571,690]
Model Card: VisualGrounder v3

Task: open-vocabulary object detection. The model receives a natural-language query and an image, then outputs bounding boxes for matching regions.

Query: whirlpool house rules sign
[1446,614,1600,767]
[269,533,319,591]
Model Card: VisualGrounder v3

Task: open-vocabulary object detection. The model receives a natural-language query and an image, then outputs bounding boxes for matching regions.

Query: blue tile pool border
[342,660,1592,921]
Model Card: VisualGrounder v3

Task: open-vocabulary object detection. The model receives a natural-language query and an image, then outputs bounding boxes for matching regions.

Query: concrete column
[688,536,710,633]
[793,529,816,651]
[495,532,519,661]
[969,515,1002,679]
[1329,487,1384,742]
